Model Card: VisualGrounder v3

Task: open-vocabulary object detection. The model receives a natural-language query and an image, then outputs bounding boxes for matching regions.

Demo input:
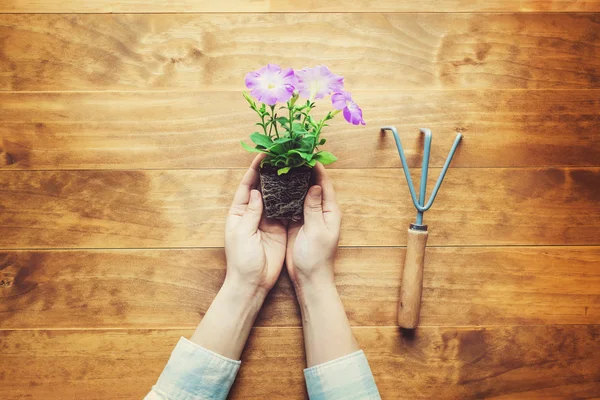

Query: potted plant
[241,64,365,220]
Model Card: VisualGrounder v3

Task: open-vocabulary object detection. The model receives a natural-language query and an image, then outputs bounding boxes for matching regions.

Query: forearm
[190,278,267,360]
[146,279,263,400]
[295,282,359,367]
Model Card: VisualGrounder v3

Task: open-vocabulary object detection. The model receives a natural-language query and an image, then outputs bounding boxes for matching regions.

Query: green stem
[301,103,314,129]
[315,111,334,143]
[260,112,268,136]
[288,102,294,139]
[268,105,278,138]
[273,113,280,138]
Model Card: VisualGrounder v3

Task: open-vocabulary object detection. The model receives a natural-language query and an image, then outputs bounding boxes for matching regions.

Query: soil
[259,165,312,221]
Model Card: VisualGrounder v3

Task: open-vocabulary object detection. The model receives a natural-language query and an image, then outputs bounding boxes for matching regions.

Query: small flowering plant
[242,64,365,176]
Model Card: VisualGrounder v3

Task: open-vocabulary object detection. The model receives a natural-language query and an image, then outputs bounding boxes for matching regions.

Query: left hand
[224,155,287,294]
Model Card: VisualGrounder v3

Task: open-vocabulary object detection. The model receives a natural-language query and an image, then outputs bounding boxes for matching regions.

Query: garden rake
[380,126,462,329]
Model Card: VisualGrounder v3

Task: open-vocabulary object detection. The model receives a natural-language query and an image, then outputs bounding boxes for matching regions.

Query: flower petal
[245,71,262,90]
[296,65,345,100]
[272,86,294,104]
[244,64,298,105]
[343,100,366,125]
[250,87,277,105]
[331,91,350,110]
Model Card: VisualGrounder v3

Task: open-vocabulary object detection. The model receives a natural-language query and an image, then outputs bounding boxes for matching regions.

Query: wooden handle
[398,227,429,329]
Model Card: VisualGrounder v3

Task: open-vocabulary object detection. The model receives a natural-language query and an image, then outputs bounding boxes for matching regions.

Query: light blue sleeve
[304,350,381,400]
[145,337,241,400]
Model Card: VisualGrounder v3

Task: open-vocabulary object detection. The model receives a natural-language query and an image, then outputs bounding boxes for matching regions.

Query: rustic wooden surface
[2,14,600,91]
[2,90,599,169]
[1,2,599,400]
[2,0,600,13]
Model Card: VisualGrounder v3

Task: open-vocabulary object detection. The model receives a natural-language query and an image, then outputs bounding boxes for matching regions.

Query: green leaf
[319,138,327,145]
[268,143,287,155]
[313,151,338,165]
[307,158,317,167]
[277,167,291,175]
[241,141,267,154]
[273,137,293,145]
[299,137,315,152]
[292,122,308,132]
[250,132,273,148]
[289,150,313,161]
[276,117,289,126]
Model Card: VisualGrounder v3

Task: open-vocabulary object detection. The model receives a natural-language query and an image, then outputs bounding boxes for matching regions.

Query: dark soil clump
[260,166,312,221]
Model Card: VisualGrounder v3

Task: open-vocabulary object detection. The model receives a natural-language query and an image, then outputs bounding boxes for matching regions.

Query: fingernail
[310,185,322,197]
[250,189,260,201]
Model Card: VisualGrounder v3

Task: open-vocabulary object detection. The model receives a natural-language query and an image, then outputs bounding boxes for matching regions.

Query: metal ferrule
[409,224,428,231]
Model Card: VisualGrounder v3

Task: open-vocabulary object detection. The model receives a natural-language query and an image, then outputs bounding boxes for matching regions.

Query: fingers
[312,163,341,230]
[303,185,325,231]
[230,154,265,216]
[240,189,263,234]
[313,163,337,213]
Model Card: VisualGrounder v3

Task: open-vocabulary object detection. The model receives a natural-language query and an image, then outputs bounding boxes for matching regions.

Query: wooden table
[1,1,599,399]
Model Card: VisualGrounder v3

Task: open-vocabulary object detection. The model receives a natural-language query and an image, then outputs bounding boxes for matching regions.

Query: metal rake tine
[416,128,432,225]
[380,127,462,215]
[421,132,462,211]
[380,126,421,211]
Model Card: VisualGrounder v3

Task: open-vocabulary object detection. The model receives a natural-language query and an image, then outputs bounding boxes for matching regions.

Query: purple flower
[332,91,366,125]
[245,64,297,105]
[296,66,344,101]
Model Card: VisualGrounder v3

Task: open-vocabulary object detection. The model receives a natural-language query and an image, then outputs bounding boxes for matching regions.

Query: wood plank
[0,168,598,248]
[276,0,600,12]
[3,0,600,13]
[1,90,598,170]
[1,247,598,329]
[1,326,599,399]
[1,14,598,91]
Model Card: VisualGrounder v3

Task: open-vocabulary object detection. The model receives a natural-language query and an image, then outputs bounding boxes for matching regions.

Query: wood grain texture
[3,0,600,13]
[1,247,598,329]
[398,229,428,328]
[0,168,598,248]
[1,90,598,170]
[278,0,600,12]
[2,3,599,399]
[1,13,599,91]
[1,326,599,399]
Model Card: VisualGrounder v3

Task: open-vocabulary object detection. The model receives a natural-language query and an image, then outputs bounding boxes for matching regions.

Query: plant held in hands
[242,64,365,220]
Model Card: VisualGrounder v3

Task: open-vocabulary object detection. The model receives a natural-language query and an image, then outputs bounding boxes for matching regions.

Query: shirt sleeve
[304,350,381,400]
[145,337,241,400]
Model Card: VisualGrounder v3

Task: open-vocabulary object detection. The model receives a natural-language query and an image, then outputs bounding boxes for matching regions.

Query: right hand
[225,155,287,295]
[286,163,342,290]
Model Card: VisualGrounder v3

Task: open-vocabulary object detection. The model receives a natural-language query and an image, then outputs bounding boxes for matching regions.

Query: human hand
[224,155,287,295]
[286,163,342,291]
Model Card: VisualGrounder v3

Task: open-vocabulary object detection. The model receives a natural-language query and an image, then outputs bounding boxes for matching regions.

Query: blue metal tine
[417,128,432,225]
[380,126,462,226]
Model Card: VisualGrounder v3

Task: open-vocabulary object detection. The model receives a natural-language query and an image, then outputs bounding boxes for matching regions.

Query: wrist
[292,266,335,297]
[294,280,338,308]
[220,277,269,309]
[190,276,267,360]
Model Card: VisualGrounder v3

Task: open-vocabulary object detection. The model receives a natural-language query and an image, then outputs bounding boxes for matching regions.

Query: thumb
[304,185,325,229]
[241,189,263,234]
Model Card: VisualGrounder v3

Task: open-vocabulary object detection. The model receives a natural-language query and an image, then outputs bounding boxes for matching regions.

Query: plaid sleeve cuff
[148,337,241,400]
[304,350,381,400]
